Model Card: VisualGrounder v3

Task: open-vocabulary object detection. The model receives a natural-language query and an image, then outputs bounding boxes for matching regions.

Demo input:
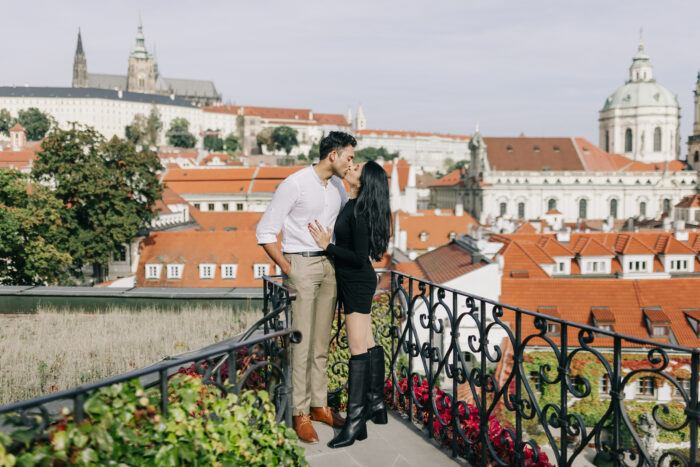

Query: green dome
[601,81,678,111]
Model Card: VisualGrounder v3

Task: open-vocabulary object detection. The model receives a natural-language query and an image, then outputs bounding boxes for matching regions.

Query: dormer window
[167,264,183,280]
[145,263,162,280]
[643,307,671,338]
[591,306,615,333]
[221,264,238,280]
[506,145,513,152]
[553,146,560,152]
[683,309,700,338]
[199,263,215,280]
[448,232,457,240]
[537,306,560,336]
[534,146,540,152]
[419,232,428,242]
[254,263,270,279]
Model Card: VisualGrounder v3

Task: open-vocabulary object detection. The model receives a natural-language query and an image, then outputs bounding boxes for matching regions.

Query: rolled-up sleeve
[256,178,299,245]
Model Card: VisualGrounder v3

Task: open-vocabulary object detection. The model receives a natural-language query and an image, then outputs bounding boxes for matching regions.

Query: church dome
[600,37,679,112]
[601,81,678,111]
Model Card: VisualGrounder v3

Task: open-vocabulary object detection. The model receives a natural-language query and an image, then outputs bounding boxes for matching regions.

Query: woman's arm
[325,215,370,267]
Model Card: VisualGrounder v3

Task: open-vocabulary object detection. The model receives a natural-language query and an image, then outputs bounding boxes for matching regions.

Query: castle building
[598,36,680,164]
[72,21,221,107]
[686,74,700,170]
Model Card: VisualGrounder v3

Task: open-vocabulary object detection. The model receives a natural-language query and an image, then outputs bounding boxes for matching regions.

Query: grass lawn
[0,305,259,406]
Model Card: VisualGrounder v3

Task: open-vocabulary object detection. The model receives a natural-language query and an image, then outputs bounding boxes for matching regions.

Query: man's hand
[261,243,291,275]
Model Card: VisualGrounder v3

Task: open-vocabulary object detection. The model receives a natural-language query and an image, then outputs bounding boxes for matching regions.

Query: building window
[194,203,200,210]
[221,264,237,279]
[694,151,699,163]
[517,202,525,219]
[254,263,270,279]
[419,232,428,242]
[653,127,662,152]
[546,322,560,336]
[199,264,215,280]
[113,245,127,262]
[208,203,215,211]
[636,377,655,397]
[663,198,671,214]
[604,130,610,152]
[609,199,617,219]
[600,374,610,395]
[547,199,557,211]
[499,202,506,216]
[639,201,646,217]
[236,203,244,211]
[625,128,633,152]
[145,264,162,280]
[448,232,457,240]
[167,264,183,280]
[530,371,543,393]
[579,199,587,219]
[652,325,668,336]
[673,378,691,397]
[222,203,229,211]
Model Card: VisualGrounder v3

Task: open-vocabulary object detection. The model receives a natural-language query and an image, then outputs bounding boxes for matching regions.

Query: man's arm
[262,243,291,275]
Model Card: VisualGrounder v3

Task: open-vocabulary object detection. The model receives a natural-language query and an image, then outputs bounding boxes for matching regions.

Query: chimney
[663,216,672,232]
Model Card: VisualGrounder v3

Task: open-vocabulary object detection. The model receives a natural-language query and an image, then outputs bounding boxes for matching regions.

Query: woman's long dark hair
[354,160,392,261]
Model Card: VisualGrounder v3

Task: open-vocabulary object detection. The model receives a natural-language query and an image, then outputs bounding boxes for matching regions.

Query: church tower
[126,18,156,94]
[687,73,700,170]
[72,29,88,88]
[355,105,366,130]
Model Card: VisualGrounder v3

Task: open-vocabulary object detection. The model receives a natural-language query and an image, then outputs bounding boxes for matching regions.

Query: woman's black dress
[326,199,376,314]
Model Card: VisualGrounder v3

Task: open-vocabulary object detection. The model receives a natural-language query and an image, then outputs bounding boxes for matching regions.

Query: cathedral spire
[629,30,653,83]
[130,15,150,59]
[72,28,88,88]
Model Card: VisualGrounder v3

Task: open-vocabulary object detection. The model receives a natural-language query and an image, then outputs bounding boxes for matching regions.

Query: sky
[2,1,700,146]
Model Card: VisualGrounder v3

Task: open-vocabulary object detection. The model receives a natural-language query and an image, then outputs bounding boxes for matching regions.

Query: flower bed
[0,374,305,466]
[385,376,553,467]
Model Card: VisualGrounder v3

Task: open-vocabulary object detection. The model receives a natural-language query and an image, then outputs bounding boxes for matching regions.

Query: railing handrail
[391,270,700,355]
[0,328,298,415]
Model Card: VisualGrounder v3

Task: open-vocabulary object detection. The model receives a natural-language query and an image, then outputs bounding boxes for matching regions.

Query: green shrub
[0,374,306,466]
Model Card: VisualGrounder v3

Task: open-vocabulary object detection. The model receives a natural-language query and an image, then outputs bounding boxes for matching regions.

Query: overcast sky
[2,1,699,146]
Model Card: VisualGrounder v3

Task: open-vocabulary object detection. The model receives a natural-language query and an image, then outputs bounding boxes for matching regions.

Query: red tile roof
[397,209,478,250]
[10,124,25,132]
[590,306,615,322]
[501,278,700,348]
[536,237,574,257]
[203,105,313,121]
[429,168,465,187]
[482,137,584,171]
[314,113,350,126]
[676,194,700,208]
[613,234,655,255]
[136,231,278,288]
[574,138,632,171]
[190,211,262,232]
[383,159,410,191]
[415,242,488,283]
[573,237,615,257]
[356,129,470,141]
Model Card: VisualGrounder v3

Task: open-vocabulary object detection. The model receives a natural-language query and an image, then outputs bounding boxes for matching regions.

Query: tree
[0,109,11,136]
[256,128,274,154]
[145,104,163,147]
[31,125,163,283]
[16,107,51,140]
[306,142,320,161]
[166,117,197,148]
[125,114,148,146]
[0,169,72,285]
[224,133,240,154]
[203,129,224,152]
[354,146,399,163]
[270,126,299,155]
[445,158,468,173]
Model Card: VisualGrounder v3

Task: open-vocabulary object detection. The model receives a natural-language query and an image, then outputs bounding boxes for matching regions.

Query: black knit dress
[326,199,376,314]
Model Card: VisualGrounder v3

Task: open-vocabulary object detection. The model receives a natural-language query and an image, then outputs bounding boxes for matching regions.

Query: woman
[308,160,392,448]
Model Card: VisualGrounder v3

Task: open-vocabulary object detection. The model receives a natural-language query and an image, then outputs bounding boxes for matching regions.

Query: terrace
[0,272,698,466]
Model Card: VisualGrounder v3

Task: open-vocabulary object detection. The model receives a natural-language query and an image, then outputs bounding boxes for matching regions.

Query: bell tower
[72,29,88,88]
[126,18,156,94]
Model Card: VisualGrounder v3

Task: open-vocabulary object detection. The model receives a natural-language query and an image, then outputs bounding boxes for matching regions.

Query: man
[256,131,356,443]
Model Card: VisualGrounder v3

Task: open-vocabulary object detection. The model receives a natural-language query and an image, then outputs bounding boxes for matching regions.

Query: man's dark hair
[319,131,357,160]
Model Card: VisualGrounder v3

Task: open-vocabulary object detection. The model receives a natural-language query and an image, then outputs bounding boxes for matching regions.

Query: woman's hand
[308,220,332,250]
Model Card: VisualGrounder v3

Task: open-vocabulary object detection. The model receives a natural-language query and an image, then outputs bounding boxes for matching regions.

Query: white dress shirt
[256,165,348,253]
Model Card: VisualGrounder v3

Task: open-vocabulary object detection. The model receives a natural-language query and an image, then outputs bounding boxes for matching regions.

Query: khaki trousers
[284,254,337,416]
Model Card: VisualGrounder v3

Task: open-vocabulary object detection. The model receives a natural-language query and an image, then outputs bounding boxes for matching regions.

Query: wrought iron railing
[0,275,298,440]
[327,271,699,466]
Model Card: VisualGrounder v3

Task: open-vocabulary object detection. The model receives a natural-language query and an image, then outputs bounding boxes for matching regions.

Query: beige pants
[284,254,337,416]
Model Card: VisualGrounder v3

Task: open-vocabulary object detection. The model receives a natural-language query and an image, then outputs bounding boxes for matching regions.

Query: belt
[287,251,327,257]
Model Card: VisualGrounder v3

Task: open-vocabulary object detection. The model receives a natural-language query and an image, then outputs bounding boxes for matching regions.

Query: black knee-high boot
[328,353,370,448]
[367,345,388,424]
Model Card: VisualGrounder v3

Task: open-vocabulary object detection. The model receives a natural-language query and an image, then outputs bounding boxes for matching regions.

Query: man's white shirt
[256,165,348,253]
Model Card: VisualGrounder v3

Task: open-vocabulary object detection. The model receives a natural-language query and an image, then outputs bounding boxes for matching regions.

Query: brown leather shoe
[310,406,346,428]
[293,414,319,444]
